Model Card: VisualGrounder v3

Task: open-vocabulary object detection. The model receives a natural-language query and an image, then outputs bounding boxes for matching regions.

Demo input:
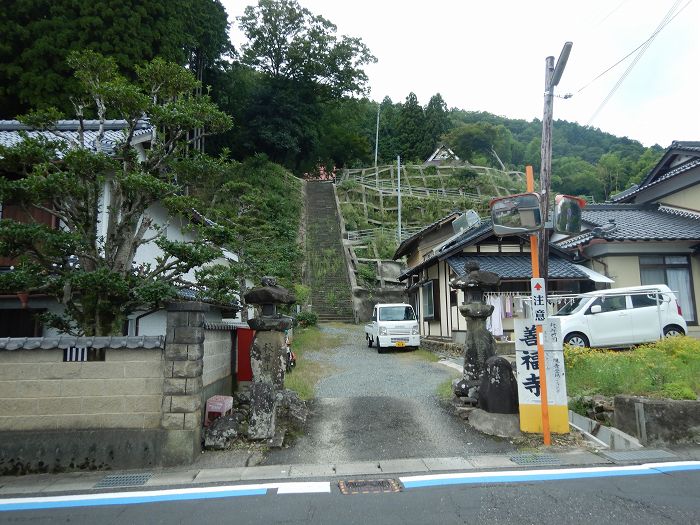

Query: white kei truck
[364,303,420,353]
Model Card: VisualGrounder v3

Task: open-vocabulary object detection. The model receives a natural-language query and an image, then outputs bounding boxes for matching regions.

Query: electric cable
[577,0,691,97]
[587,0,689,125]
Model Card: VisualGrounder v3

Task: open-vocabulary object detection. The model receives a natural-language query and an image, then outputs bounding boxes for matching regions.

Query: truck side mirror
[553,194,586,235]
[490,193,542,236]
[590,304,602,314]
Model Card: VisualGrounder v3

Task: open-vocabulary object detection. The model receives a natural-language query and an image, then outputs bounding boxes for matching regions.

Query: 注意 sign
[530,278,547,325]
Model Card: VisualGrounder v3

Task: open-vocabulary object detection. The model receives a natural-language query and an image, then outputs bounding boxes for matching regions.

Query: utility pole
[397,155,402,242]
[374,105,380,168]
[538,42,572,283]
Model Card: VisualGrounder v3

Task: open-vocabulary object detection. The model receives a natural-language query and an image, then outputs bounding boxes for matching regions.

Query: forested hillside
[1,0,664,205]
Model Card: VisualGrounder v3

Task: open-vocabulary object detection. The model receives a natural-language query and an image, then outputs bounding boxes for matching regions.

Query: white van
[552,285,687,348]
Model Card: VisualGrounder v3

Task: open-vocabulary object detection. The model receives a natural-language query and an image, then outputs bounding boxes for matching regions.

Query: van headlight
[379,327,387,336]
[412,325,419,335]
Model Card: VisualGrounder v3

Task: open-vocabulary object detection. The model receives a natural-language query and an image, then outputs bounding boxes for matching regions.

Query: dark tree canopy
[0,0,232,118]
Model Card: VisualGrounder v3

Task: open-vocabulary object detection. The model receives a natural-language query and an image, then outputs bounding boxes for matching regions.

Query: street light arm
[551,42,573,87]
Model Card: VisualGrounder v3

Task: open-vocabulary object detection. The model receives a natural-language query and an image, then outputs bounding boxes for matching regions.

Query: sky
[221,0,699,148]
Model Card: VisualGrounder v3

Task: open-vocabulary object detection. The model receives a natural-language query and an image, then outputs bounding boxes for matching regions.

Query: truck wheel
[377,340,384,354]
[367,336,373,348]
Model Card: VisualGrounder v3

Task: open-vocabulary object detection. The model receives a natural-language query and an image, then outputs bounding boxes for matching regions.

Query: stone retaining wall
[614,395,700,445]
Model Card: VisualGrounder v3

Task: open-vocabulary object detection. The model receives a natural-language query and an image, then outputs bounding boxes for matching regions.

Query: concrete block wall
[203,328,232,389]
[0,348,164,432]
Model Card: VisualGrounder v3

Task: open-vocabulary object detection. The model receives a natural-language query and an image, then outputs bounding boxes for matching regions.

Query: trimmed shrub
[296,311,318,327]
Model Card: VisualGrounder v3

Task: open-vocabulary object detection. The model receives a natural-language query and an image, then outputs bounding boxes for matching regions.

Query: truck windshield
[379,306,416,321]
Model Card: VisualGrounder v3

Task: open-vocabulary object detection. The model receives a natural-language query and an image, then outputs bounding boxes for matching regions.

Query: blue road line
[0,488,268,512]
[401,468,655,489]
[401,462,700,489]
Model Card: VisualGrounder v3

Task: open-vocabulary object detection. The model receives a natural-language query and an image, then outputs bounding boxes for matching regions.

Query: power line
[577,0,691,96]
[587,0,690,125]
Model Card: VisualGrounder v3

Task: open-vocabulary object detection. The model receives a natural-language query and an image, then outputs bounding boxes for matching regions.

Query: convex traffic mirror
[553,194,586,235]
[490,193,542,236]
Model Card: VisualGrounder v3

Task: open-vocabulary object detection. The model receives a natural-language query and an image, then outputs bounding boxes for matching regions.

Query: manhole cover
[601,449,677,462]
[94,472,152,488]
[338,479,402,495]
[510,454,561,466]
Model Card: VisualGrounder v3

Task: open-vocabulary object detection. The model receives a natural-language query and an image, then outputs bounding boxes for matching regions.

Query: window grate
[63,347,105,362]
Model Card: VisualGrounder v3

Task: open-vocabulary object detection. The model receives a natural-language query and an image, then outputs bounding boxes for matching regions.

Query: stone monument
[243,277,295,440]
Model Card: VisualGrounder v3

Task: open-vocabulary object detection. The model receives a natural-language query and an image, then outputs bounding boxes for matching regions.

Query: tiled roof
[0,335,164,351]
[0,119,153,156]
[398,220,494,280]
[556,203,700,249]
[446,254,589,280]
[393,211,461,259]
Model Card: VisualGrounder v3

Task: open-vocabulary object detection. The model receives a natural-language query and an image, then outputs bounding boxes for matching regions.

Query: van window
[379,306,416,321]
[555,297,588,316]
[588,295,626,313]
[631,293,665,309]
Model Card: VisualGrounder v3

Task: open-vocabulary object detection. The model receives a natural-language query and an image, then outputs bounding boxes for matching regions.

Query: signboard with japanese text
[514,318,569,433]
[530,278,547,325]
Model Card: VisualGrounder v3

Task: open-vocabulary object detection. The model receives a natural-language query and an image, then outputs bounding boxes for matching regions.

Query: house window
[639,255,696,323]
[0,309,44,337]
[422,279,440,320]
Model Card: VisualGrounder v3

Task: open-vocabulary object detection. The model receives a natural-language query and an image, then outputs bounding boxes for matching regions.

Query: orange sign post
[525,165,551,446]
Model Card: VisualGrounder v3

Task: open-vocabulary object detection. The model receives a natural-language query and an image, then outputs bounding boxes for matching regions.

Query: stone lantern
[243,276,295,440]
[450,261,501,402]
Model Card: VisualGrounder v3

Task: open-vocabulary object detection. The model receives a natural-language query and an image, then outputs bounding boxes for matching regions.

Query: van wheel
[367,336,373,348]
[377,341,385,354]
[663,325,685,337]
[564,332,589,347]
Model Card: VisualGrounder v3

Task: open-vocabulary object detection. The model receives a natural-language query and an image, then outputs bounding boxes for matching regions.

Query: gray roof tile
[0,335,164,351]
[0,119,153,156]
[446,254,589,280]
[556,203,700,249]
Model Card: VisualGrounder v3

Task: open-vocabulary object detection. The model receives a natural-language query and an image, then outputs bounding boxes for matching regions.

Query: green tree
[396,92,429,161]
[0,0,231,118]
[0,51,233,335]
[552,157,603,201]
[238,0,376,97]
[445,122,498,164]
[596,152,624,200]
[424,93,450,152]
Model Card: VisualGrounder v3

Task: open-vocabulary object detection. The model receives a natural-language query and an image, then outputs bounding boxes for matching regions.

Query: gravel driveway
[264,324,516,465]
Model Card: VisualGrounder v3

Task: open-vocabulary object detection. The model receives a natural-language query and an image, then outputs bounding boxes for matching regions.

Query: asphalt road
[4,469,699,524]
[265,324,516,465]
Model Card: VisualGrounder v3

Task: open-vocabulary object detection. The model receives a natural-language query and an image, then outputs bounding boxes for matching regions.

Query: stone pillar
[160,301,208,466]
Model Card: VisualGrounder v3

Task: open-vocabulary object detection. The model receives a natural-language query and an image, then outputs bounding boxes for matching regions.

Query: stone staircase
[305,182,355,323]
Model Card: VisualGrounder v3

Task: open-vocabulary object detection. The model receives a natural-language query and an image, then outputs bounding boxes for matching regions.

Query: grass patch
[285,326,342,400]
[437,378,456,400]
[565,336,700,400]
